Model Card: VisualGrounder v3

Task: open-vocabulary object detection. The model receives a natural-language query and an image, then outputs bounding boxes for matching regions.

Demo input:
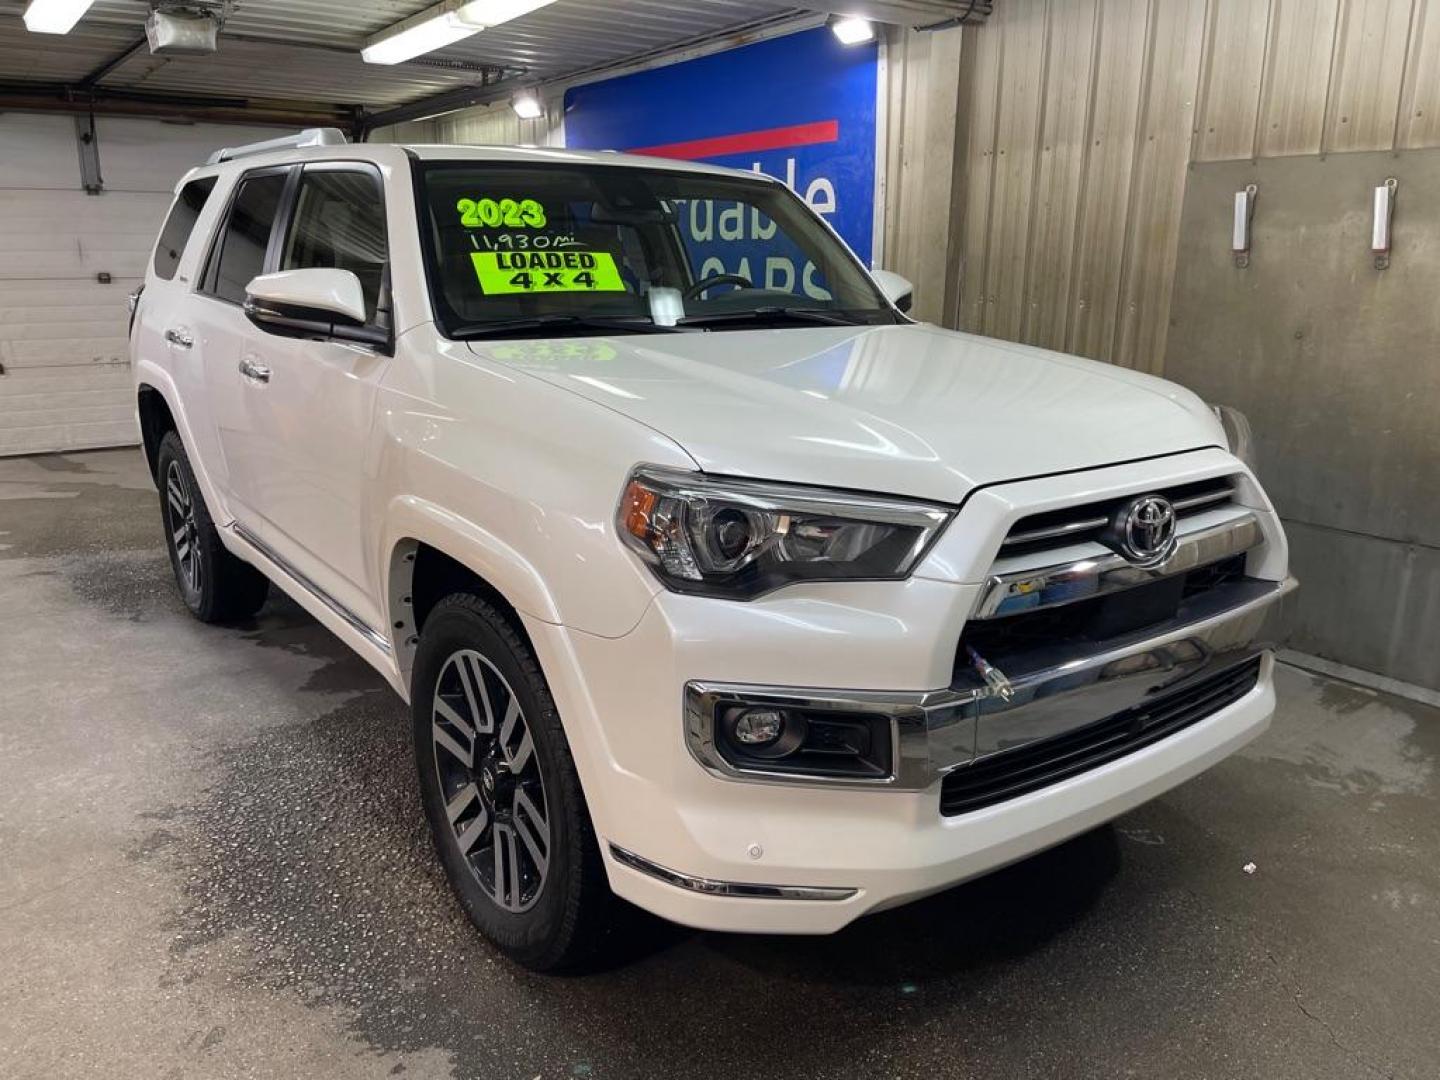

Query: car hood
[468,323,1222,504]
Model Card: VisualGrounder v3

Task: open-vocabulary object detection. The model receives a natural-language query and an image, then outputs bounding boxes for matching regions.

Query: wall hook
[1373,177,1397,270]
[1232,183,1257,268]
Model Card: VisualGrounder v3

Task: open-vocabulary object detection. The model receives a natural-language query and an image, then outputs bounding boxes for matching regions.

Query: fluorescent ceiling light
[452,0,558,29]
[512,92,543,120]
[362,12,477,65]
[829,15,875,45]
[22,0,96,34]
[363,0,556,65]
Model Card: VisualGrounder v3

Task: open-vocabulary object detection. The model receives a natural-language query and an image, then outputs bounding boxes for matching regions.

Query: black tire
[156,430,269,623]
[412,592,612,972]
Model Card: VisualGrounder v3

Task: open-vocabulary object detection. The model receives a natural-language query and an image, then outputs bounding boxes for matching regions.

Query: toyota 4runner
[130,128,1295,970]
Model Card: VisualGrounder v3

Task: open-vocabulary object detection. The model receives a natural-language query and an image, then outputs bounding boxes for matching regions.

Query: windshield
[414,161,898,337]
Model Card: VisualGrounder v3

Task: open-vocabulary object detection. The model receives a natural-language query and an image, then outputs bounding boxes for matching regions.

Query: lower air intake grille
[939,657,1263,817]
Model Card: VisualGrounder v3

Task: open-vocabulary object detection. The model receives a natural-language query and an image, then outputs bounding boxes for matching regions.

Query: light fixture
[362,0,557,65]
[362,10,477,65]
[452,0,558,25]
[511,91,543,119]
[828,14,875,45]
[22,0,96,34]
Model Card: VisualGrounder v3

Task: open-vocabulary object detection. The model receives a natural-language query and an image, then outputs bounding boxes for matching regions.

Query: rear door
[194,165,293,518]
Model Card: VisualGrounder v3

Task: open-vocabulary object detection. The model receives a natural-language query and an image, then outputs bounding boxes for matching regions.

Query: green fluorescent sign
[471,251,626,295]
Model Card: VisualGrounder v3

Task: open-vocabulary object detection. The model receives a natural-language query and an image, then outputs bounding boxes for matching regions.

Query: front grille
[1000,477,1235,558]
[939,657,1262,816]
[959,554,1249,664]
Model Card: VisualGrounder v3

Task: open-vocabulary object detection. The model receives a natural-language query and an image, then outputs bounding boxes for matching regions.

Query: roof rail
[206,127,348,165]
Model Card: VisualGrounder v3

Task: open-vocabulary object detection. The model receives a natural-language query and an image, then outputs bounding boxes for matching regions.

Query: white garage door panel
[0,369,138,455]
[0,114,287,456]
[0,281,145,307]
[3,316,128,341]
[0,114,83,188]
[0,251,151,280]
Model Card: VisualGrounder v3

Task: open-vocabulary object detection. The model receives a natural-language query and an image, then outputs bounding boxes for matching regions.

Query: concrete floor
[2,448,1437,1080]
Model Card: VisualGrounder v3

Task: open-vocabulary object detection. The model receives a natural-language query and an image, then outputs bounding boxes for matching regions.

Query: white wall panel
[0,114,283,456]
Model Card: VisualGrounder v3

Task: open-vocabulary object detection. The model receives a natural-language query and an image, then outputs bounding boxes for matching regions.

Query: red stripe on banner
[627,119,840,161]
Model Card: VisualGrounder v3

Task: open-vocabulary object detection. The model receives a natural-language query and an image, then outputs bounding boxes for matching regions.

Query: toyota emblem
[1112,494,1178,567]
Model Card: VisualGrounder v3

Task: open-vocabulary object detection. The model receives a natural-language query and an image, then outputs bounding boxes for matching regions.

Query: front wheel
[412,593,612,971]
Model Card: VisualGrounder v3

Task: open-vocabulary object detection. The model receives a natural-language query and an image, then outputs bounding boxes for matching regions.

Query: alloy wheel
[165,460,201,594]
[431,649,551,913]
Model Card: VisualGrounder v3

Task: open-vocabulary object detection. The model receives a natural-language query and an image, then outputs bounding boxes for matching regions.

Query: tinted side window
[280,169,388,323]
[206,172,287,304]
[152,177,216,281]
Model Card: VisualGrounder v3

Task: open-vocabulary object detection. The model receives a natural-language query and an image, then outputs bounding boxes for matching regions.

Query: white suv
[131,129,1295,970]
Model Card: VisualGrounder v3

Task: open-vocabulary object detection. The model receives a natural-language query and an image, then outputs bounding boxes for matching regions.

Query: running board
[230,522,391,656]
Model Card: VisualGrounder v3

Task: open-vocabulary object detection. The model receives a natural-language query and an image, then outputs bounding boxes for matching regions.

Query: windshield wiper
[449,313,685,339]
[675,307,884,329]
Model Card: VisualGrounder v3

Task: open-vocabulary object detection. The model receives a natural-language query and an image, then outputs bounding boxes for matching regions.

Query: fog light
[733,708,784,746]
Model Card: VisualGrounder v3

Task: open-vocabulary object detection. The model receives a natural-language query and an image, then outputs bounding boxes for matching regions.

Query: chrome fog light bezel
[683,681,978,790]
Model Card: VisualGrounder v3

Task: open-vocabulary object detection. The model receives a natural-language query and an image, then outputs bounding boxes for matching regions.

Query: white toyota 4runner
[131,130,1295,971]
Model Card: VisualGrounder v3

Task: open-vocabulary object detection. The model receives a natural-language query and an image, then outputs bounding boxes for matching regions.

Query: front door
[235,163,393,631]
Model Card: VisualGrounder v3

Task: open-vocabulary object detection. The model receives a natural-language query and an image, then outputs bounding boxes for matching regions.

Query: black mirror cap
[243,298,391,351]
[894,290,913,314]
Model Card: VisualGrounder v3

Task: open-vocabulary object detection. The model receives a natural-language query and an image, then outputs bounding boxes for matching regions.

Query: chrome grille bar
[972,513,1262,620]
[1000,477,1235,551]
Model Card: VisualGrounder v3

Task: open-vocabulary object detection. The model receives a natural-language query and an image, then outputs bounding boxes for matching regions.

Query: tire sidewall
[411,599,584,965]
[156,432,211,617]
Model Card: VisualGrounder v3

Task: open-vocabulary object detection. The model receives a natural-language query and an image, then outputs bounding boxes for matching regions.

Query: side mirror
[244,268,373,340]
[871,268,914,313]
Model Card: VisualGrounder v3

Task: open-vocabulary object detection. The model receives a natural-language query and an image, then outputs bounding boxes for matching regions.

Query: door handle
[238,356,271,384]
[165,328,193,349]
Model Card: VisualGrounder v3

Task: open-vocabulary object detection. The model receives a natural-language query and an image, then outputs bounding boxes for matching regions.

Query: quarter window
[152,177,216,281]
[205,171,287,305]
[280,168,388,323]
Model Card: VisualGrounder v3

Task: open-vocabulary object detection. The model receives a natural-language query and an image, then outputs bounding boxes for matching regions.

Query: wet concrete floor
[2,448,1436,1079]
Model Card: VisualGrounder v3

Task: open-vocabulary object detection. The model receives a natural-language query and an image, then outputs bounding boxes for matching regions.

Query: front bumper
[602,657,1276,933]
[526,452,1292,934]
[684,577,1293,793]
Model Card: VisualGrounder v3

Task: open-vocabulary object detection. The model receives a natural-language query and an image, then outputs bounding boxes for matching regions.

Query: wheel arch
[137,382,178,483]
[383,502,562,697]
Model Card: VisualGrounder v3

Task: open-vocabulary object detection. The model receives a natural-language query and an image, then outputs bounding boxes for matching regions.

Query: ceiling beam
[0,82,355,129]
[787,1,991,26]
[356,68,515,135]
[77,37,148,88]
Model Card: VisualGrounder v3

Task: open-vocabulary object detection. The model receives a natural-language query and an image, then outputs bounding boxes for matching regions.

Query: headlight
[1211,404,1256,471]
[618,466,953,599]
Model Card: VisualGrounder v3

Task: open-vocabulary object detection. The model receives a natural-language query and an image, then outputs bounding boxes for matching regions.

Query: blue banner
[562,27,880,266]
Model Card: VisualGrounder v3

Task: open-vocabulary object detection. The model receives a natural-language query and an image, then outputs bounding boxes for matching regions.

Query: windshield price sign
[471,250,626,294]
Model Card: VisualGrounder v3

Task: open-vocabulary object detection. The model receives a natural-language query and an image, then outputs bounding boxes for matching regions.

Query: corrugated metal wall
[932,0,1440,372]
[879,25,966,322]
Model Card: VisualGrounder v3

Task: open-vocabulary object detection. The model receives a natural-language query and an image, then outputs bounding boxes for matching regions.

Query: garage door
[0,113,282,456]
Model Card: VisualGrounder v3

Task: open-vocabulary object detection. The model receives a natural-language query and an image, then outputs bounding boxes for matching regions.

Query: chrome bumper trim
[683,577,1295,791]
[608,844,858,901]
[972,512,1262,620]
[965,576,1294,759]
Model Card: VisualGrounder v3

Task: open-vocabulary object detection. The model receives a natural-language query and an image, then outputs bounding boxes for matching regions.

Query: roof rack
[206,127,348,165]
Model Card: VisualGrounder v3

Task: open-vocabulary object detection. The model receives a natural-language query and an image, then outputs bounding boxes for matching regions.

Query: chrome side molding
[973,513,1262,620]
[607,844,858,901]
[231,522,392,655]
